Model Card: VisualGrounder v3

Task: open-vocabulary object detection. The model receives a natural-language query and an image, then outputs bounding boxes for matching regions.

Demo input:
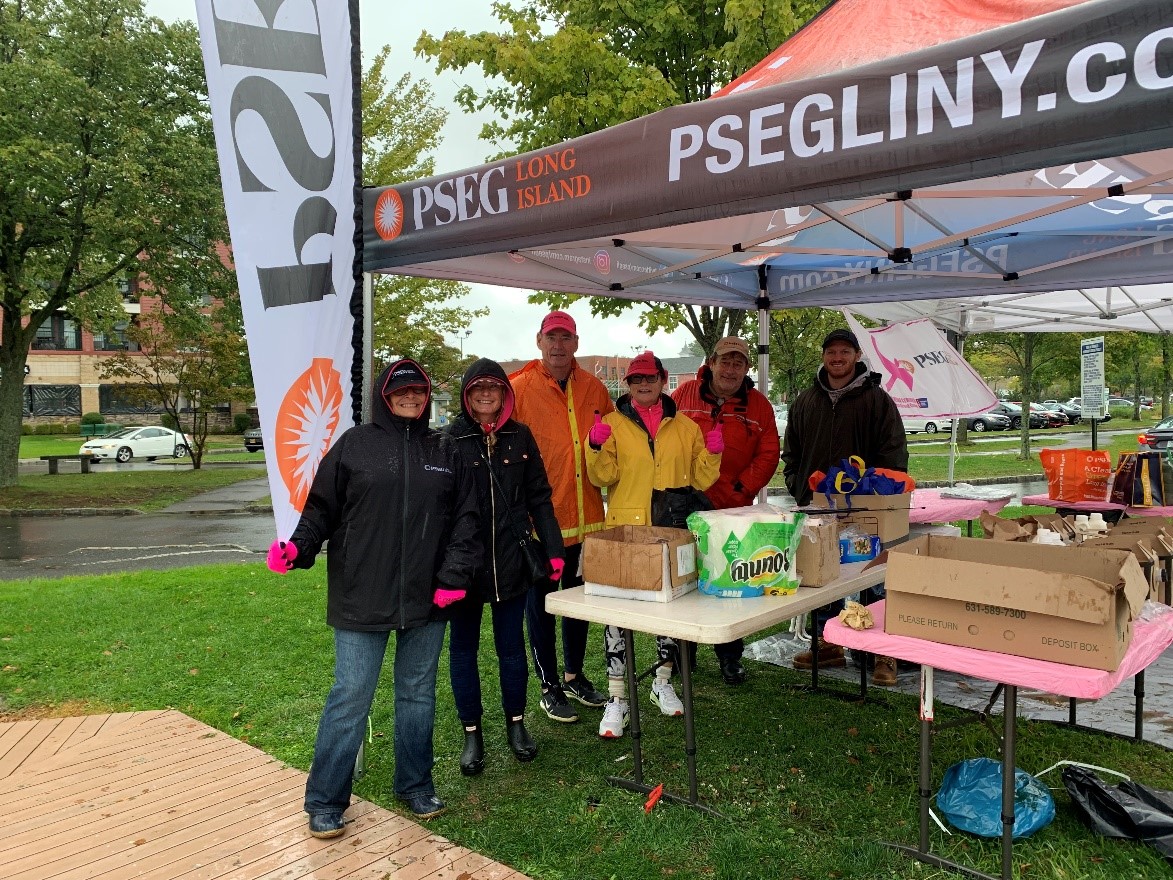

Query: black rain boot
[505,715,537,762]
[460,721,484,776]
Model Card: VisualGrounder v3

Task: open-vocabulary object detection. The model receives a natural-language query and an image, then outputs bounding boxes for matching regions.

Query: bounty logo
[728,546,790,589]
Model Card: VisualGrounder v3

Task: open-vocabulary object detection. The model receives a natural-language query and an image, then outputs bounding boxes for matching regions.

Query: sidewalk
[158,476,272,514]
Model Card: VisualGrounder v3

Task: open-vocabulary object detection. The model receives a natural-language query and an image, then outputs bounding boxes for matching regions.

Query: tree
[767,308,843,402]
[970,333,1078,458]
[1106,332,1159,419]
[99,295,250,468]
[0,0,226,486]
[362,47,484,393]
[416,1,824,350]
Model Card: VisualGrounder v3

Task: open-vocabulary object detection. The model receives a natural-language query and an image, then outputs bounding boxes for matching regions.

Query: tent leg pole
[756,278,771,504]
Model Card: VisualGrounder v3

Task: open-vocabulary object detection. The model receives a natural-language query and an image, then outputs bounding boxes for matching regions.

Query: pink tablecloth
[908,489,1010,524]
[1021,494,1173,517]
[825,600,1173,700]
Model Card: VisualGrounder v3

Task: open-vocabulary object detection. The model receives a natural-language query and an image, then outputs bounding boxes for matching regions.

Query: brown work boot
[793,644,846,670]
[871,655,897,686]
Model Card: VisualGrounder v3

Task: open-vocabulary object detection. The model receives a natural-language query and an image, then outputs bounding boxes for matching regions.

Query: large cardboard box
[885,535,1149,671]
[811,492,911,543]
[794,517,840,588]
[582,525,698,602]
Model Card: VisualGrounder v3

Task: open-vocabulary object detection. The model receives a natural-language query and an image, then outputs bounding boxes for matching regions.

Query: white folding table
[546,560,886,812]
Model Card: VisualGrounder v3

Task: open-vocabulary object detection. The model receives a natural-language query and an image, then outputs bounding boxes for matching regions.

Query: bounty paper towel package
[686,504,805,597]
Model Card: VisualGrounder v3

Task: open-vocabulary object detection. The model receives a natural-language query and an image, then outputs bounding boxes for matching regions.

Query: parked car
[903,416,953,434]
[991,402,1045,430]
[966,410,1012,432]
[1063,397,1110,422]
[1028,402,1067,428]
[243,427,263,452]
[80,426,192,463]
[1051,401,1081,424]
[1140,417,1173,450]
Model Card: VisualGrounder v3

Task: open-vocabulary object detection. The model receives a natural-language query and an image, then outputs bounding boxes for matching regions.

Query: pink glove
[705,425,724,454]
[548,557,565,582]
[433,587,466,608]
[588,411,612,447]
[266,539,298,574]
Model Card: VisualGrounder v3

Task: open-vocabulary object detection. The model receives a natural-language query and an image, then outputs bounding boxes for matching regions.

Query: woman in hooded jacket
[445,358,565,775]
[266,358,481,837]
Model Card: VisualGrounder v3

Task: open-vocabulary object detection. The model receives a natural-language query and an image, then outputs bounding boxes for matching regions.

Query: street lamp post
[459,329,471,359]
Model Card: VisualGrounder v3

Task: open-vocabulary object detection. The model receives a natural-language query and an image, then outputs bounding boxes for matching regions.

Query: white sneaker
[598,698,629,738]
[650,678,684,716]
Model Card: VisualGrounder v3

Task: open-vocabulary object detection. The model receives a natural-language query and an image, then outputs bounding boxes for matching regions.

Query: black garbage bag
[1062,765,1173,862]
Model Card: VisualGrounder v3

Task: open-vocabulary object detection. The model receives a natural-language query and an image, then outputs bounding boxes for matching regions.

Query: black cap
[383,361,429,396]
[822,329,861,351]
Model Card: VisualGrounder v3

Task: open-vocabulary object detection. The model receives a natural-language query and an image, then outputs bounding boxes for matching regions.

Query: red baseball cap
[625,351,667,381]
[540,311,577,335]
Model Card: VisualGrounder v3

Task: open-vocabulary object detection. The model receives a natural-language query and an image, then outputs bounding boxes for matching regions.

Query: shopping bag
[1039,448,1112,502]
[1133,450,1165,507]
[1110,452,1140,505]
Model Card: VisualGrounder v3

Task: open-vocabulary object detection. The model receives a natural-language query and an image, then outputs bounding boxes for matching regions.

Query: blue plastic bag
[937,757,1056,839]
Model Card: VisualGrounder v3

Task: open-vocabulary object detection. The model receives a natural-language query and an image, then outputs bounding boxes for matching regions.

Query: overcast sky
[149,1,695,363]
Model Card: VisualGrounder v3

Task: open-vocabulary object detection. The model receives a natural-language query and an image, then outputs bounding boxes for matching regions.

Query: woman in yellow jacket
[585,351,723,739]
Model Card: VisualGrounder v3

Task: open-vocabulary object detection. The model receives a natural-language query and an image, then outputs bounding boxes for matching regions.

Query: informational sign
[1081,337,1106,419]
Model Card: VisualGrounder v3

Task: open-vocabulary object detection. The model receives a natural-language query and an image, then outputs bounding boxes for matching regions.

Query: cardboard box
[582,525,698,602]
[794,517,840,588]
[884,536,1149,671]
[1079,534,1162,600]
[812,492,911,543]
[980,512,1077,543]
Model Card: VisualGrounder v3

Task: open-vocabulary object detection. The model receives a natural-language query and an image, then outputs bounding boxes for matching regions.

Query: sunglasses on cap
[627,374,660,385]
[467,379,502,389]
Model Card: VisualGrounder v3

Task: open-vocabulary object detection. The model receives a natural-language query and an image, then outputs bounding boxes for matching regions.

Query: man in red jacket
[672,336,780,684]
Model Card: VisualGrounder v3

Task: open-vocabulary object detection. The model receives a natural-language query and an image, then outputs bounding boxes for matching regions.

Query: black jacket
[446,358,564,603]
[289,359,481,631]
[782,363,909,506]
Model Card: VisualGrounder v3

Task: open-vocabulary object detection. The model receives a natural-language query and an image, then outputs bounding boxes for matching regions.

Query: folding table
[825,601,1173,880]
[545,560,886,813]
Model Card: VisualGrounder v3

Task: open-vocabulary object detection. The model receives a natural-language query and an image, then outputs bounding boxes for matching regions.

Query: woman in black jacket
[268,358,481,837]
[445,358,565,775]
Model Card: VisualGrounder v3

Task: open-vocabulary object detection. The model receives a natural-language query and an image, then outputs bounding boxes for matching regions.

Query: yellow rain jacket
[586,394,720,526]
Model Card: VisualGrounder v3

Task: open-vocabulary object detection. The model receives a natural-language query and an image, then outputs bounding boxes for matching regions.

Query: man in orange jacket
[672,336,779,684]
[512,311,614,723]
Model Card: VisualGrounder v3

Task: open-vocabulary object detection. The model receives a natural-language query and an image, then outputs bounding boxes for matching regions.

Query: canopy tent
[365,0,1173,335]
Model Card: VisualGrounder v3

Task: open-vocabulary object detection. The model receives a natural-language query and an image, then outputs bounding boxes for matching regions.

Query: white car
[903,416,953,434]
[80,426,192,463]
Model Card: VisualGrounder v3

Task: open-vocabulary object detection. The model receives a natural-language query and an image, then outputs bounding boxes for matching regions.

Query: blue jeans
[304,621,446,815]
[449,591,528,720]
[526,542,590,688]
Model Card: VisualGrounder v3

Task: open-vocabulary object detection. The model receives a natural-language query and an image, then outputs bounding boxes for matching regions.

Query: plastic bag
[1062,765,1173,863]
[936,758,1055,839]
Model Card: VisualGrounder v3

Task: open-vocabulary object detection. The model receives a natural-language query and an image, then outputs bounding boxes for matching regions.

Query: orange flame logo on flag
[275,358,345,512]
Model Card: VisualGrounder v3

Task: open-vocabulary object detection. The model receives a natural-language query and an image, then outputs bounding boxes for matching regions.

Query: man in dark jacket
[782,329,907,685]
[445,358,564,776]
[268,358,481,837]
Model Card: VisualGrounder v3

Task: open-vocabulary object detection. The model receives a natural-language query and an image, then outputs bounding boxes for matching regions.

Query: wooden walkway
[0,709,528,880]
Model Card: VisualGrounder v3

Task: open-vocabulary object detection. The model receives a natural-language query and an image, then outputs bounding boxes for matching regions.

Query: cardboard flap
[812,493,912,511]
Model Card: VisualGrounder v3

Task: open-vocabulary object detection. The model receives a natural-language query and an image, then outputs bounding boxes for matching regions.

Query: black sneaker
[562,674,607,707]
[539,685,579,723]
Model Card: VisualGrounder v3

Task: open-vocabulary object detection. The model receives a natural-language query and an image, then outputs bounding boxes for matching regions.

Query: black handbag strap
[477,445,534,546]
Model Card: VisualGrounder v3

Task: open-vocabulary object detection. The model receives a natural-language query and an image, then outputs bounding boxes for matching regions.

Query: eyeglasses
[389,386,426,398]
[627,374,660,385]
[467,381,501,391]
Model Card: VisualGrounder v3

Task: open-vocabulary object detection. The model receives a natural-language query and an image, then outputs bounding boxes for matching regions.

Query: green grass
[0,466,266,511]
[1,565,1169,879]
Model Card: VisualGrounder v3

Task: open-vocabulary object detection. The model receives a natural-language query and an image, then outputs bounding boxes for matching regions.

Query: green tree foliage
[968,333,1078,458]
[768,308,843,401]
[100,296,250,469]
[0,0,226,486]
[1105,331,1160,419]
[416,1,825,350]
[362,47,484,396]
